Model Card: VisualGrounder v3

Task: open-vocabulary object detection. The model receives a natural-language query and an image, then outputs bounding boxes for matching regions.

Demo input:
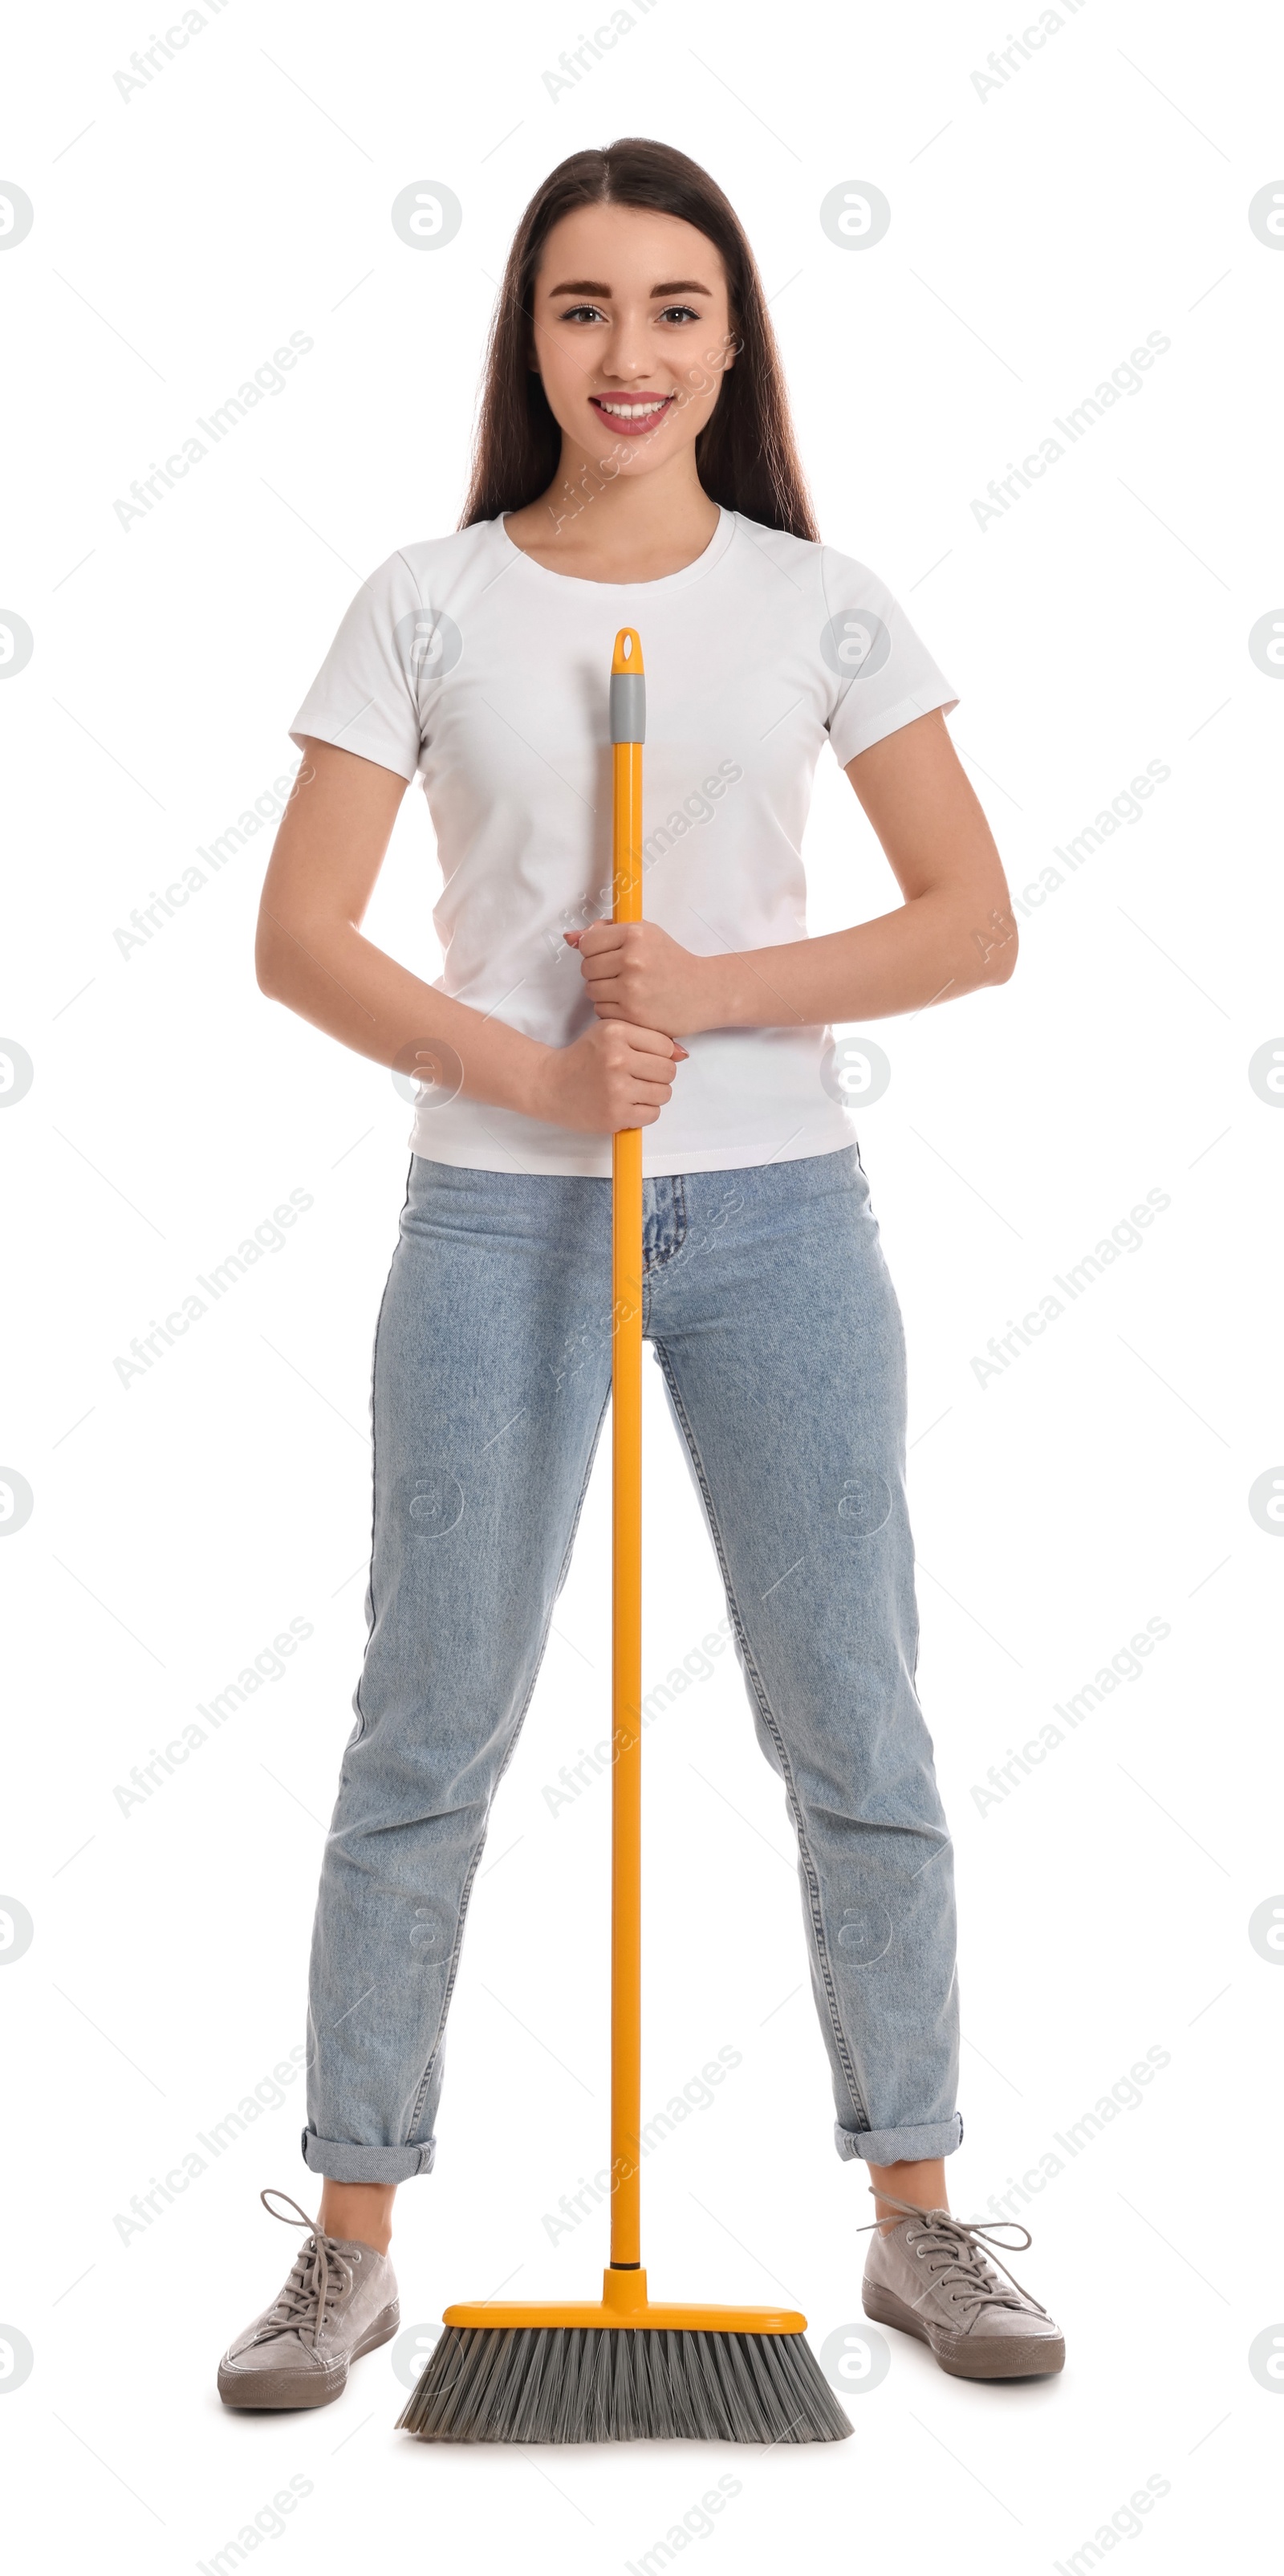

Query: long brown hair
[459,137,819,541]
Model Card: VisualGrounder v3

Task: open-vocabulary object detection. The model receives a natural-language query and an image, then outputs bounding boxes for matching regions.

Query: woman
[217,136,1063,2410]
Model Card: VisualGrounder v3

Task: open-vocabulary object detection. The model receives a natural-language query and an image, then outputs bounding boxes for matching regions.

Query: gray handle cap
[609,670,647,744]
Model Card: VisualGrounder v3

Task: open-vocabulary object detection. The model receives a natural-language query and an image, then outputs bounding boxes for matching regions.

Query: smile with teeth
[591,392,675,423]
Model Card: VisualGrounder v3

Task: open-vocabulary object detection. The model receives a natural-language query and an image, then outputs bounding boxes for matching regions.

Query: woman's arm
[255,738,686,1131]
[567,708,1018,1033]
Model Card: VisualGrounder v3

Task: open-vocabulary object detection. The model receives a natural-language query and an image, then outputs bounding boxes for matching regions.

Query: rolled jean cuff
[301,2126,436,2183]
[835,2115,964,2166]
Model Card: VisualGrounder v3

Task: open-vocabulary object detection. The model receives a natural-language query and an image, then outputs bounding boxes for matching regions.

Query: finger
[577,920,626,958]
[593,999,689,1058]
[629,1044,689,1078]
[624,1024,689,1060]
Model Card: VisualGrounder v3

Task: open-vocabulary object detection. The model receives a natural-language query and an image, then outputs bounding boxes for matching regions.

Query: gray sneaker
[860,2189,1064,2379]
[217,2189,400,2410]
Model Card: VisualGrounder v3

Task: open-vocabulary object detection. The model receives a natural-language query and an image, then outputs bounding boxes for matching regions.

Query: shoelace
[859,2187,1050,2323]
[251,2189,356,2352]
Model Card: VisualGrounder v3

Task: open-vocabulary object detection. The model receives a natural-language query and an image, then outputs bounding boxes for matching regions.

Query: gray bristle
[396,2326,852,2444]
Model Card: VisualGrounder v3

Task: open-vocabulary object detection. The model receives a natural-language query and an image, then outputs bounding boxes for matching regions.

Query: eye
[658,303,700,324]
[558,303,604,324]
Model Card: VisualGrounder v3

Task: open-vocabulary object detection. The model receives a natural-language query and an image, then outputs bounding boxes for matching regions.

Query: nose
[597,314,659,384]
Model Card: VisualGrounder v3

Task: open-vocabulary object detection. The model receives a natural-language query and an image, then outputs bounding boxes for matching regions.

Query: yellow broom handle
[609,630,644,2269]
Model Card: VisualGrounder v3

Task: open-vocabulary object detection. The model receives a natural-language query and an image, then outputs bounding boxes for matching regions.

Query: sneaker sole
[862,2281,1064,2380]
[218,2303,400,2410]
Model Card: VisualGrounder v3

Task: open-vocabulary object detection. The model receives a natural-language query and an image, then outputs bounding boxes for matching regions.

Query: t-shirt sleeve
[819,545,959,769]
[288,547,428,780]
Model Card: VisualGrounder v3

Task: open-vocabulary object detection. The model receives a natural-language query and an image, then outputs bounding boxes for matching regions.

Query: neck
[535,445,719,566]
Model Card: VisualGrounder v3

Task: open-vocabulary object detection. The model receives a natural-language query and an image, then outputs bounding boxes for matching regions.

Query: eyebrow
[542,278,713,299]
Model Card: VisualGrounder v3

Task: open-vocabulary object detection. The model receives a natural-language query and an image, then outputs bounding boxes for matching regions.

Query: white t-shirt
[288,507,958,1177]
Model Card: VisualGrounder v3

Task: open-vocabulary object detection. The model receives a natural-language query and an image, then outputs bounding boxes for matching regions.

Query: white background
[2,0,1282,2568]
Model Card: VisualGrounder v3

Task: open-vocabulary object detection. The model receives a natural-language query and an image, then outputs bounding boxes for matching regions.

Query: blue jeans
[303,1145,961,2182]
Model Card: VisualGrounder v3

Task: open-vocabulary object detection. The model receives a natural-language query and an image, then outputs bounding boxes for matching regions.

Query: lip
[588,390,677,436]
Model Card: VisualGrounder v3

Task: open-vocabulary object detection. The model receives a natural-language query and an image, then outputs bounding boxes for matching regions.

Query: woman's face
[528,201,737,483]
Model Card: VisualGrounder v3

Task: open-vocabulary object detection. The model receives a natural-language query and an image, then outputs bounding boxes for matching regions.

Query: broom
[397,628,851,2444]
